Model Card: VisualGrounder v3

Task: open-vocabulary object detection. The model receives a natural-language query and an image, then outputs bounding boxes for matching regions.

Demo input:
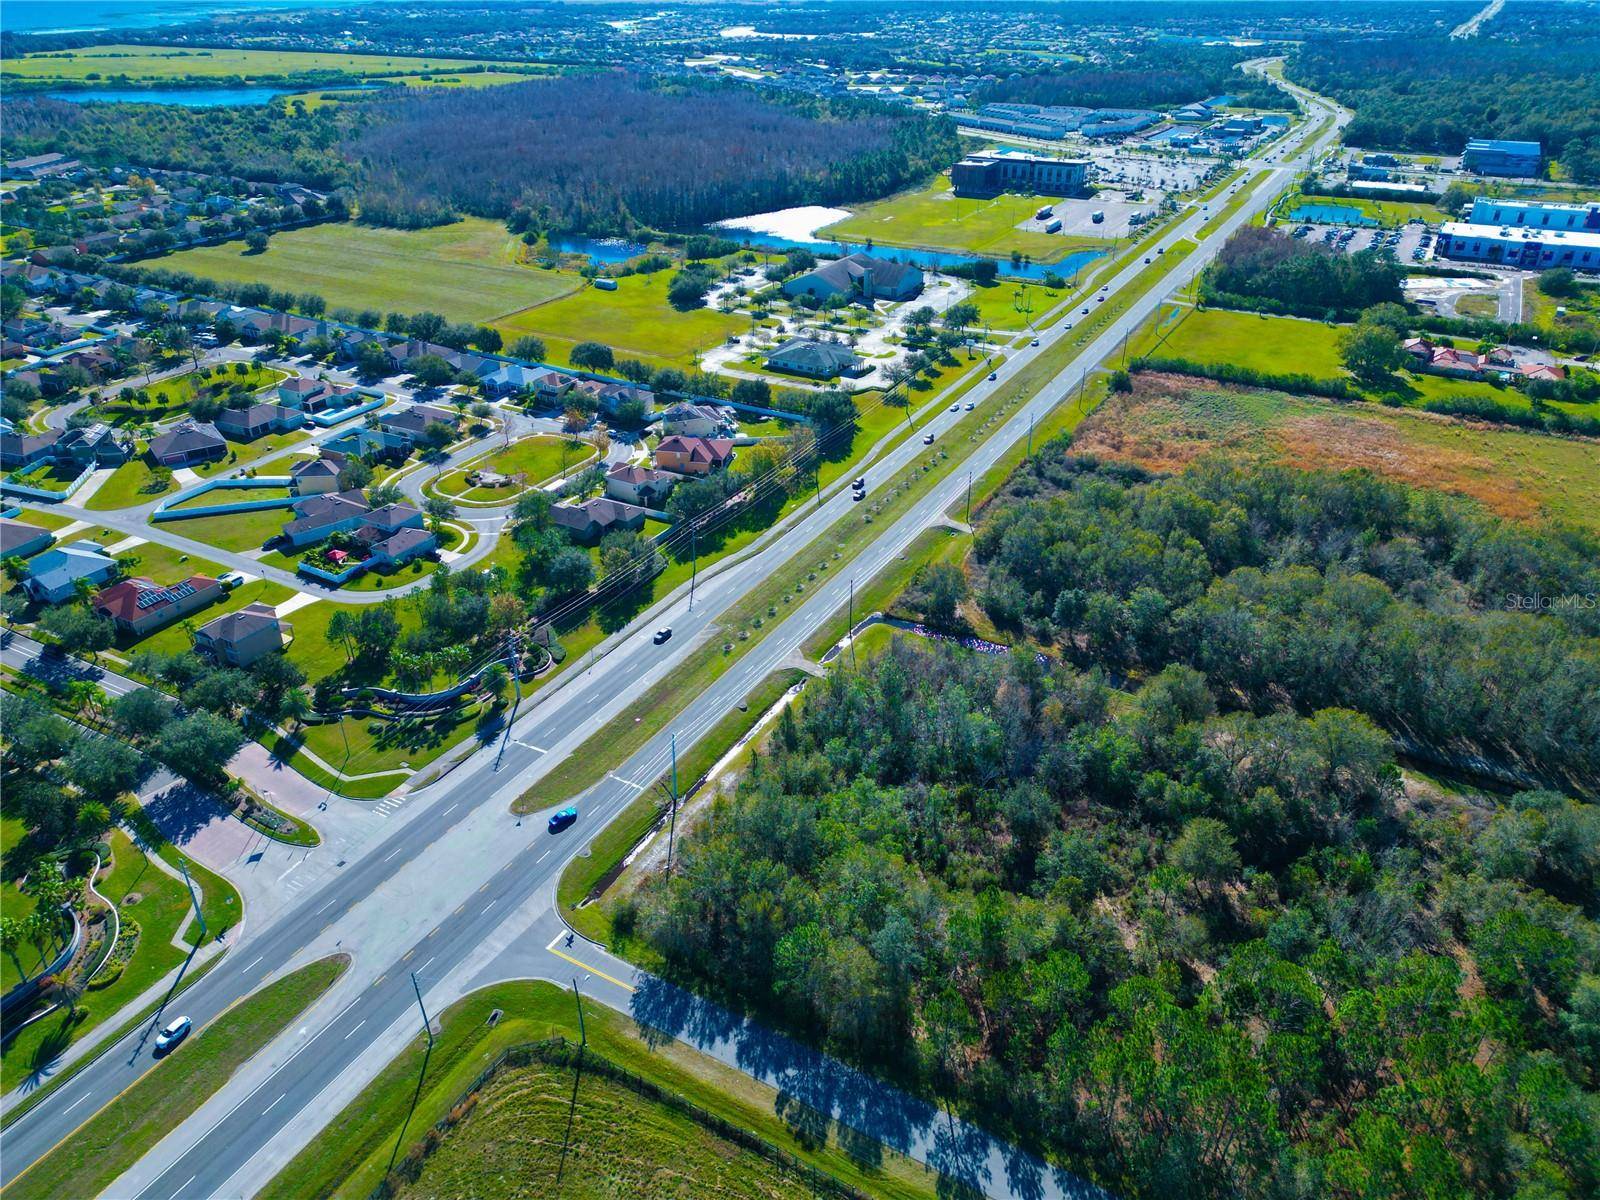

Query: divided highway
[1,73,1346,1200]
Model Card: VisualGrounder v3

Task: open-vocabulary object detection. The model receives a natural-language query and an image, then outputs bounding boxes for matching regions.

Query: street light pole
[411,971,434,1050]
[688,521,697,610]
[964,471,973,525]
[572,976,587,1048]
[178,859,205,943]
[849,576,856,670]
[666,732,679,877]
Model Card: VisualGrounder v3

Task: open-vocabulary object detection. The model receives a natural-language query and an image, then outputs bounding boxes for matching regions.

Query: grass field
[0,816,42,994]
[2,45,516,83]
[83,453,177,511]
[494,273,744,372]
[429,434,586,502]
[1522,274,1600,340]
[1076,372,1600,531]
[821,174,1101,263]
[1134,305,1596,420]
[151,505,288,553]
[390,1054,819,1200]
[6,956,346,1200]
[1281,191,1449,227]
[283,70,541,110]
[258,982,944,1200]
[149,219,578,327]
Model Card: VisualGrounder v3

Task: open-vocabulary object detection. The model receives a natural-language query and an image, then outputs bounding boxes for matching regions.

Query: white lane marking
[243,954,265,972]
[62,1093,89,1114]
[170,1174,196,1199]
[343,1019,365,1040]
[537,850,550,862]
[483,899,497,912]
[383,846,404,862]
[442,803,458,816]
[419,955,435,973]
[275,862,299,881]
[316,898,339,915]
[262,1093,286,1114]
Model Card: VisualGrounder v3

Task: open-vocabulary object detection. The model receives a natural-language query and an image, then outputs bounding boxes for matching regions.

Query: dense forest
[1201,226,1405,318]
[2,95,356,189]
[348,73,960,235]
[1288,33,1600,181]
[980,44,1285,113]
[633,455,1600,1200]
[2,74,958,237]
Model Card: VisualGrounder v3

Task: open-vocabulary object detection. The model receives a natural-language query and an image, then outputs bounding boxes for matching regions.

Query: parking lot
[1287,219,1432,261]
[1088,148,1214,194]
[1018,194,1157,239]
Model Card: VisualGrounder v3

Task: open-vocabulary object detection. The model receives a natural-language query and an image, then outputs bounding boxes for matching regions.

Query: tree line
[980,43,1286,113]
[1201,225,1405,320]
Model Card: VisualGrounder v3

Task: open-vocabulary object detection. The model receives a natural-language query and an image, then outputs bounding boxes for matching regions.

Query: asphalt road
[2,77,1346,1200]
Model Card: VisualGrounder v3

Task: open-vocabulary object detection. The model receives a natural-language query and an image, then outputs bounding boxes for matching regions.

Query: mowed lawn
[821,173,1100,263]
[2,44,515,83]
[1075,373,1600,531]
[433,434,590,501]
[390,1057,816,1200]
[495,273,743,371]
[149,220,578,326]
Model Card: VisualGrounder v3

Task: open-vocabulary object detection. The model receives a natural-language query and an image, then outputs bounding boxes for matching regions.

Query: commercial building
[951,151,1091,198]
[1461,139,1541,178]
[1436,221,1600,271]
[1467,197,1600,232]
[782,253,924,304]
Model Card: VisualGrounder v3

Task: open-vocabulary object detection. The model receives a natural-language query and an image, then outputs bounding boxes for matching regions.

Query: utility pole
[1026,411,1035,458]
[964,471,973,525]
[666,733,679,877]
[572,977,587,1048]
[411,971,434,1050]
[688,521,697,610]
[178,859,205,943]
[849,577,856,670]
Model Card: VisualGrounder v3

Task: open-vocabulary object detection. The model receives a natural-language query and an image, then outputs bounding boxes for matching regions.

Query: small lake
[1289,203,1378,228]
[48,86,296,107]
[554,229,1102,282]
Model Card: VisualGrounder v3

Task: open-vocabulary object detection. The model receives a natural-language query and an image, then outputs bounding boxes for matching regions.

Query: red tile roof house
[92,574,222,638]
[193,601,288,667]
[1521,363,1567,384]
[654,435,734,476]
[1428,347,1485,377]
[605,462,676,507]
[551,497,648,546]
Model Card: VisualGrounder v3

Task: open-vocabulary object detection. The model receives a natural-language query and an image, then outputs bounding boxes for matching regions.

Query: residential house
[604,462,676,508]
[781,253,924,304]
[527,369,576,405]
[277,376,329,409]
[214,402,306,442]
[92,574,222,637]
[659,403,726,439]
[764,337,865,379]
[147,420,227,467]
[478,362,541,399]
[281,490,372,548]
[0,430,62,471]
[592,381,653,417]
[21,540,119,604]
[1,424,127,471]
[354,523,436,569]
[0,517,54,560]
[551,497,648,545]
[379,404,460,441]
[322,425,411,462]
[193,602,287,667]
[1522,363,1567,384]
[290,454,346,495]
[3,153,82,181]
[655,435,734,476]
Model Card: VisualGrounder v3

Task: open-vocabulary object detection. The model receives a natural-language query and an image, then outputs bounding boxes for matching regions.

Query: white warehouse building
[1467,197,1600,231]
[1436,221,1600,271]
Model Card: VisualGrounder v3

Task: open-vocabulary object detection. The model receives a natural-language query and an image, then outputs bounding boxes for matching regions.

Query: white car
[155,1015,192,1055]
[950,403,960,412]
[1030,337,1040,346]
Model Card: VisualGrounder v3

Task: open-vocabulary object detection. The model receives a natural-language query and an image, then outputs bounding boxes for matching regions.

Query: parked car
[548,807,578,833]
[155,1016,192,1055]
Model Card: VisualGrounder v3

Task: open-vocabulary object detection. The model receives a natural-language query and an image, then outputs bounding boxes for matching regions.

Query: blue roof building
[1462,139,1541,178]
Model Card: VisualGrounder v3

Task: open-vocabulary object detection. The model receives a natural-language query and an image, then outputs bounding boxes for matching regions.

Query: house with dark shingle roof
[147,420,226,467]
[0,517,54,560]
[551,497,648,546]
[214,402,306,443]
[782,253,923,304]
[765,337,866,380]
[282,489,371,547]
[193,602,287,667]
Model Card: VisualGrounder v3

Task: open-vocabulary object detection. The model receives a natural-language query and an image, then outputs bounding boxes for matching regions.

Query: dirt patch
[1269,413,1544,524]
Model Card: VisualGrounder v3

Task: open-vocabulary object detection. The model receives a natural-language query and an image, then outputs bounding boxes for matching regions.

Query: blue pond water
[48,86,299,107]
[552,230,1104,283]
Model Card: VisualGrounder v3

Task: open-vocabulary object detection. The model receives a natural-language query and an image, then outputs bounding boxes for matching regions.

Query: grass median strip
[555,669,807,942]
[6,954,348,1200]
[257,980,947,1200]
